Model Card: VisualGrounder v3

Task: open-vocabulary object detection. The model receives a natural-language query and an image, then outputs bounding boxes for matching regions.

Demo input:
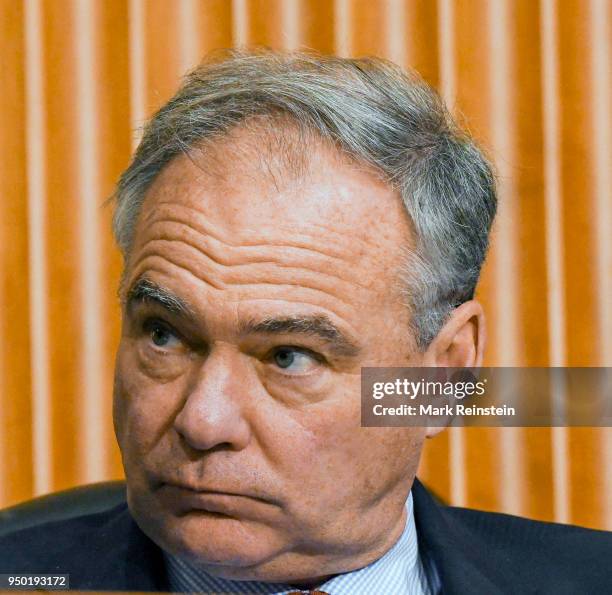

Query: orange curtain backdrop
[0,0,610,531]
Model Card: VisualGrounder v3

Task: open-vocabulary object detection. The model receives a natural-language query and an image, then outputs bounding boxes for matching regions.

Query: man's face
[113,132,426,583]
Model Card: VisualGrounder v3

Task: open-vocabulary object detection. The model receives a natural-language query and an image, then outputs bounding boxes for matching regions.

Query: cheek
[280,392,424,503]
[263,376,362,461]
[113,342,187,456]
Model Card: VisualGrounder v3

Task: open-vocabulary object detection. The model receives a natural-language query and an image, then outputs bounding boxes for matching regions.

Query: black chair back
[0,481,127,538]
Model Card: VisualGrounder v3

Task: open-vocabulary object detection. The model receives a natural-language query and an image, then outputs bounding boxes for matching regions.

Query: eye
[272,347,320,373]
[143,319,182,350]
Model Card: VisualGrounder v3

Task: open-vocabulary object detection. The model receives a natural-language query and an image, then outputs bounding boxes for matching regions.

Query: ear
[423,300,486,368]
[421,300,486,437]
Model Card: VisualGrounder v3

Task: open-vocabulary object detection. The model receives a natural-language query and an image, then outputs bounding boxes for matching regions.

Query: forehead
[135,125,412,254]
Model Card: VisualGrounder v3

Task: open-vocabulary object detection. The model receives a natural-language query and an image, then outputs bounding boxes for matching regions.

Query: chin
[131,496,287,570]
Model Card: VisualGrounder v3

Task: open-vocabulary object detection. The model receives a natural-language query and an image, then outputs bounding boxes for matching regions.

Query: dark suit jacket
[1,478,611,594]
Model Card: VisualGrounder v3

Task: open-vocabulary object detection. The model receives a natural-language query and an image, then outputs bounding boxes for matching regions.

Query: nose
[173,347,252,452]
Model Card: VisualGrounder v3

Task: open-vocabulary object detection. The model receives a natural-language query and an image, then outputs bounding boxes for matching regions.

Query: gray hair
[113,49,497,349]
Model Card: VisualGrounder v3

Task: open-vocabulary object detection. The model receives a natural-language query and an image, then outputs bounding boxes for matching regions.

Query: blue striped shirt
[165,491,440,594]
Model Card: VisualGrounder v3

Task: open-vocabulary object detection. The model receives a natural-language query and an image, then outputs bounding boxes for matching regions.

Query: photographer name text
[372,403,516,417]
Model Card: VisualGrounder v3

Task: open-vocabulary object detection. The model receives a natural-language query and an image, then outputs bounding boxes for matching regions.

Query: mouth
[155,480,278,518]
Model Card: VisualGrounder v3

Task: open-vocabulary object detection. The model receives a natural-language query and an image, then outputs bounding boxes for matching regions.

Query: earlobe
[424,424,447,439]
[423,300,486,369]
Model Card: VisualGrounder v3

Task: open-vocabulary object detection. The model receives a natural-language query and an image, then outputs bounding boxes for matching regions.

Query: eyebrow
[125,278,195,319]
[239,314,361,358]
[125,278,361,358]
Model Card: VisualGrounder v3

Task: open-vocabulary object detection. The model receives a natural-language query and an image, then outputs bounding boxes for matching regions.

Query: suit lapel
[80,504,168,591]
[412,478,516,594]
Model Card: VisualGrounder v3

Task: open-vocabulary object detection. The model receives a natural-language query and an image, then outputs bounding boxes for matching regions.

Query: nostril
[175,429,236,457]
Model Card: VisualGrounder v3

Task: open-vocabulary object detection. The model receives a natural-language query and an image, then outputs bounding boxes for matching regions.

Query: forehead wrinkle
[139,237,372,293]
[130,254,358,314]
[133,243,364,307]
[141,214,350,266]
[140,200,359,261]
[136,217,378,293]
